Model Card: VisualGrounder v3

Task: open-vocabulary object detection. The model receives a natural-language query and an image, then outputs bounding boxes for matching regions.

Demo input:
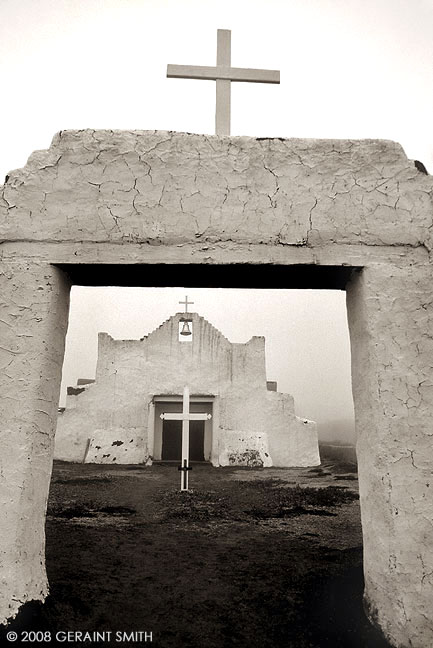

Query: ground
[2,461,391,648]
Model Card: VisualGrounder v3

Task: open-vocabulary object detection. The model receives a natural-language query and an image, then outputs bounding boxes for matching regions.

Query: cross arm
[160,413,212,420]
[167,64,280,84]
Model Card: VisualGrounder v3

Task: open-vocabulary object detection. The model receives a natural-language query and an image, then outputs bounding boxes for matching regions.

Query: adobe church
[55,303,319,467]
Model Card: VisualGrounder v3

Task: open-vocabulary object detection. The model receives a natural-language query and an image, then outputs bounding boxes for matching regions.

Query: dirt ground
[3,460,391,648]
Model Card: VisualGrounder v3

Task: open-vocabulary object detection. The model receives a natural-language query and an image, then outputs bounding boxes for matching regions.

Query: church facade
[55,310,320,467]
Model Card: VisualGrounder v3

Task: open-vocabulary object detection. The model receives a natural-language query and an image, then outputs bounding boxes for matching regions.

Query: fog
[1,0,433,180]
[61,287,355,443]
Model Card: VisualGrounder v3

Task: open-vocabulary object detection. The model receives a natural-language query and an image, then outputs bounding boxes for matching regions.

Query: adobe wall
[347,263,433,645]
[1,130,433,647]
[266,392,319,467]
[0,263,69,623]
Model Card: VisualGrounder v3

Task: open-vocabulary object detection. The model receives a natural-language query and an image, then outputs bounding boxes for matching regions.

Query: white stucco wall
[85,428,149,464]
[218,430,273,467]
[0,263,69,624]
[1,130,432,646]
[55,312,318,468]
[347,264,433,647]
[266,392,320,467]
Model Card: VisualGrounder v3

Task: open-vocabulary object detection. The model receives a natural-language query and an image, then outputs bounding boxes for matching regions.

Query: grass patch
[53,476,113,485]
[246,485,358,519]
[47,503,135,519]
[161,490,231,521]
[159,483,358,523]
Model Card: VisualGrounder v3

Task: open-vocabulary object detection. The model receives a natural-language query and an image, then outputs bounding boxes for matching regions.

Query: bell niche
[178,318,193,341]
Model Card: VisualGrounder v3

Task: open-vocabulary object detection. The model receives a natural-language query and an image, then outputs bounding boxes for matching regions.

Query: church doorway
[161,419,205,462]
[153,398,214,463]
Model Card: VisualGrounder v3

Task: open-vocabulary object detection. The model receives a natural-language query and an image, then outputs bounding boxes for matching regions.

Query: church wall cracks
[1,130,433,647]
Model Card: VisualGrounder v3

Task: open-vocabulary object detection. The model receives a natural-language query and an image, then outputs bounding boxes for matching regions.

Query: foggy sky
[1,0,433,179]
[61,288,355,442]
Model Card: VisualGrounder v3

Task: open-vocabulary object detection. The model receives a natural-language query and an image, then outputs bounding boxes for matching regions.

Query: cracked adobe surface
[1,130,432,252]
[0,131,432,648]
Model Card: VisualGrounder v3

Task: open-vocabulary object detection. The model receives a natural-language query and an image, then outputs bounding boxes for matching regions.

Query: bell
[180,320,192,336]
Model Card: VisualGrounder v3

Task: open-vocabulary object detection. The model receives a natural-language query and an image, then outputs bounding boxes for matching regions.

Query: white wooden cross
[167,29,280,136]
[160,386,212,491]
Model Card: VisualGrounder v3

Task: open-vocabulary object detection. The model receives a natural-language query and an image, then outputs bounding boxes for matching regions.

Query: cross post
[216,29,231,137]
[167,29,280,135]
[178,460,191,491]
[160,385,212,491]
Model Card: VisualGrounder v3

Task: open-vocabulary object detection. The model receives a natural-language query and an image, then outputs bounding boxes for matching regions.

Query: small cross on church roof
[179,295,194,314]
[167,29,280,136]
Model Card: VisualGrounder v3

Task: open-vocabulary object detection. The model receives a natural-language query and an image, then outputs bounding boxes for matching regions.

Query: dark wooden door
[189,420,205,461]
[161,420,182,460]
[162,420,205,461]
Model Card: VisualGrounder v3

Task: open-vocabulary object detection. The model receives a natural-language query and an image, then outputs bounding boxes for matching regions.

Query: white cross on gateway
[167,29,280,136]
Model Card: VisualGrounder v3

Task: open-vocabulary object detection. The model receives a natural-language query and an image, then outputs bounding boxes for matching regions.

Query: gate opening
[42,263,375,648]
